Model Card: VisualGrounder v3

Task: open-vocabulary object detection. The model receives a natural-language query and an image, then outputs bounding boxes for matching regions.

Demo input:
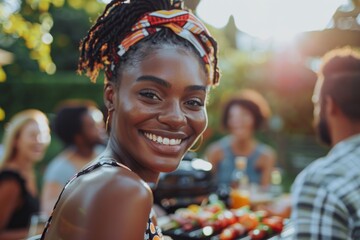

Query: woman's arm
[0,179,29,240]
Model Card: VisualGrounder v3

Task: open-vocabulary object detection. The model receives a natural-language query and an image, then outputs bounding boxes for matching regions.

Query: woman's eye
[139,90,160,100]
[186,98,204,107]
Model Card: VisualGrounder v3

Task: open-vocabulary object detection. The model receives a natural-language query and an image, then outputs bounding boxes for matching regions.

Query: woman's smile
[143,131,182,145]
[141,129,189,156]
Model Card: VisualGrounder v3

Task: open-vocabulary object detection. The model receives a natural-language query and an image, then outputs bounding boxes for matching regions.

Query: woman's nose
[158,102,187,129]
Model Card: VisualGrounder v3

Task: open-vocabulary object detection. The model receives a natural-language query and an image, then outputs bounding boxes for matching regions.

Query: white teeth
[144,132,182,146]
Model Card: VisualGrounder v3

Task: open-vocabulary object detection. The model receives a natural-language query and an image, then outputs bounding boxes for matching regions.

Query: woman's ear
[104,82,115,111]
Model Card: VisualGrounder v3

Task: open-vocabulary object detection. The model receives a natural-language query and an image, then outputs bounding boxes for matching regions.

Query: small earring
[189,135,203,152]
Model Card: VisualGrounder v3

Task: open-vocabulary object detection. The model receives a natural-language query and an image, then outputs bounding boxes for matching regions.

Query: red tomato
[219,223,246,240]
[216,210,237,228]
[262,216,284,233]
[203,219,223,232]
[248,228,267,240]
[219,228,237,240]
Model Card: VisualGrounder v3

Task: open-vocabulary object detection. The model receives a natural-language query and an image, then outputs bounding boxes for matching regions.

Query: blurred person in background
[291,46,360,239]
[0,145,3,159]
[204,89,276,190]
[41,100,107,216]
[0,109,50,240]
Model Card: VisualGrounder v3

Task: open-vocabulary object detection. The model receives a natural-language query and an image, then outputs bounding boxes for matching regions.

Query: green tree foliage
[0,0,106,144]
[0,0,105,81]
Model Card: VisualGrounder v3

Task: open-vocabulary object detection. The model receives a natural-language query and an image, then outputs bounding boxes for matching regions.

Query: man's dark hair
[319,47,360,121]
[53,106,89,146]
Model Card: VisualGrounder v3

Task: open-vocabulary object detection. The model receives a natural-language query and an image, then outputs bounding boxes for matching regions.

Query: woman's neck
[105,140,160,184]
[7,154,33,173]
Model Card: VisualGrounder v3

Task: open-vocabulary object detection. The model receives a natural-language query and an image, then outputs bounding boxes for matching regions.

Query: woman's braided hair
[78,0,219,85]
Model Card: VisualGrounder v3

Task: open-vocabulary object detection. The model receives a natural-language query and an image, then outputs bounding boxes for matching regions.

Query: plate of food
[158,197,286,240]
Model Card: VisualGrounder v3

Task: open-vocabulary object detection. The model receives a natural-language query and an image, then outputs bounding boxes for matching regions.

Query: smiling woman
[39,0,220,239]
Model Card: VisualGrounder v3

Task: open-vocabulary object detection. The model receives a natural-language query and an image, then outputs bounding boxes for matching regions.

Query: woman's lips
[142,131,185,155]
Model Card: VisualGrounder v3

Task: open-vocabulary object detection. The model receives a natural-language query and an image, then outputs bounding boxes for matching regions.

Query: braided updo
[78,0,219,86]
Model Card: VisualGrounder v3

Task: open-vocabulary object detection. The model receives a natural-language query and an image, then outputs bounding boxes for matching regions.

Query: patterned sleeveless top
[41,158,163,240]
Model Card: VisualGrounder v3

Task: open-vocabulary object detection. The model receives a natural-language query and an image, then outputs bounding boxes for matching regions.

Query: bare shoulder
[91,165,151,200]
[0,175,21,198]
[66,165,153,209]
[0,178,21,202]
[46,165,152,239]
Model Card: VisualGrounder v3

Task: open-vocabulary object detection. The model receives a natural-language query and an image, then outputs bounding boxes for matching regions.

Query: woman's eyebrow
[136,75,171,88]
[137,75,208,92]
[185,85,207,92]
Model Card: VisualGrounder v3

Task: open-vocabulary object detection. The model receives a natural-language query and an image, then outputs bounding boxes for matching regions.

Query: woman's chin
[32,154,45,163]
[154,159,181,173]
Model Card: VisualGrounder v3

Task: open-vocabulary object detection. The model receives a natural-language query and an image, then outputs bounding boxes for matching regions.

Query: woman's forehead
[121,48,208,87]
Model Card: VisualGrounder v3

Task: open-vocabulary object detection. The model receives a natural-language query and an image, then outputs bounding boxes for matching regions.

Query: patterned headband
[109,9,219,85]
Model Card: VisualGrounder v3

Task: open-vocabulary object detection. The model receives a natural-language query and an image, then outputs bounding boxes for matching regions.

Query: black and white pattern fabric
[291,134,360,240]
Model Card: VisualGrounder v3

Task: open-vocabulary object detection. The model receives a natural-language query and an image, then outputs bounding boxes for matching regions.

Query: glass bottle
[270,168,283,197]
[230,156,250,209]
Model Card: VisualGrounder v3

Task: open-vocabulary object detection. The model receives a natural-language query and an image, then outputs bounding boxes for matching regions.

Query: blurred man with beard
[291,47,360,239]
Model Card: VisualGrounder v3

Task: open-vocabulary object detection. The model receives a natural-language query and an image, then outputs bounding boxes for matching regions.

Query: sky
[197,0,349,41]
